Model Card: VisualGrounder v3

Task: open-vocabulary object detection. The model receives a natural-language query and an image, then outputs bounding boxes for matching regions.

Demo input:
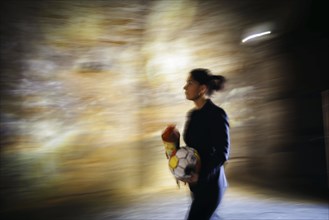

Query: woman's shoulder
[208,100,227,117]
[207,102,229,127]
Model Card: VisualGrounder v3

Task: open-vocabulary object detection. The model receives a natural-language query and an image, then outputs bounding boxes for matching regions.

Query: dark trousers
[186,183,225,220]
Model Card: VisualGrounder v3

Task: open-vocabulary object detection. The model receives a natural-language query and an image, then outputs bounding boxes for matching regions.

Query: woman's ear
[200,85,207,95]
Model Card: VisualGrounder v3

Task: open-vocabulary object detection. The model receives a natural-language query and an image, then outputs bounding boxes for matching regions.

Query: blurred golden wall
[1,0,327,208]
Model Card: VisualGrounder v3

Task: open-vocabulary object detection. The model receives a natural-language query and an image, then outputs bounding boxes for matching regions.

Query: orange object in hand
[161,124,180,159]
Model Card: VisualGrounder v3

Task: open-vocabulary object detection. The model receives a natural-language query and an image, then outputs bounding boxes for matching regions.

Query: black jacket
[183,99,230,190]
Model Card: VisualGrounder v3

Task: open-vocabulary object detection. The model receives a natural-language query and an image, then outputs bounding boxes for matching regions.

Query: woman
[183,68,230,220]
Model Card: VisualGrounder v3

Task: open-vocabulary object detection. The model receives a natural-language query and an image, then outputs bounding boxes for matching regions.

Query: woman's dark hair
[190,68,226,96]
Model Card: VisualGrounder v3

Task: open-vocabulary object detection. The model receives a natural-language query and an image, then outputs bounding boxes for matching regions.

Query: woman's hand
[186,172,199,184]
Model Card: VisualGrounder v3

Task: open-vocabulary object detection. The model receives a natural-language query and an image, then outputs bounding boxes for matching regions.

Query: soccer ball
[168,146,201,181]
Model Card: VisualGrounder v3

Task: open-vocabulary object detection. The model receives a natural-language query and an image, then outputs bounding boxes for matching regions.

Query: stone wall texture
[1,0,328,209]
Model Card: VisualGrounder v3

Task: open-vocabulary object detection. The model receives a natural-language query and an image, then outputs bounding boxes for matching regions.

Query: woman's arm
[207,110,230,173]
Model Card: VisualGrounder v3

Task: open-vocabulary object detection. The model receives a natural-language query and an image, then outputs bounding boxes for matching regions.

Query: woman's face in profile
[183,75,203,101]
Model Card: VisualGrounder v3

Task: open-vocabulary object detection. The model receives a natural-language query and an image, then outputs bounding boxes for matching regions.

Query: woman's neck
[194,97,207,109]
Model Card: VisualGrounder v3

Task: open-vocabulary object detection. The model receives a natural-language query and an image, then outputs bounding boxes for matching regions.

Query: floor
[2,183,328,220]
[97,184,328,220]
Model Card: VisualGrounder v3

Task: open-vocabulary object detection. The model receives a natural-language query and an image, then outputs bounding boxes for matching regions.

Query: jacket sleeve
[206,110,230,178]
